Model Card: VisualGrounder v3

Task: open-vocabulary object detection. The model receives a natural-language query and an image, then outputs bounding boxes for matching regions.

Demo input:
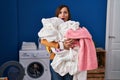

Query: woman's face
[58,7,69,21]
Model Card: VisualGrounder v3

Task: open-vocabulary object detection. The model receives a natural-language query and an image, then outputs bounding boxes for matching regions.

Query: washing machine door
[27,62,44,79]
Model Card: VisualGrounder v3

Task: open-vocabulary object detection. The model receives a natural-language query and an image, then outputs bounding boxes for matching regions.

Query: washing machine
[19,49,51,80]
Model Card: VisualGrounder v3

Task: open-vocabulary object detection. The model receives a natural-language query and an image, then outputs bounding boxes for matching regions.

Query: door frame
[105,0,118,79]
[105,0,113,79]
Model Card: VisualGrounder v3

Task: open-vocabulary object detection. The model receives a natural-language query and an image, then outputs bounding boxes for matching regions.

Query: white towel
[38,17,80,42]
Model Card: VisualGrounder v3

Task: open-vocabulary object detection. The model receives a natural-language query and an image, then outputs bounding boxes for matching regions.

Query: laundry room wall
[0,0,107,66]
[0,0,18,66]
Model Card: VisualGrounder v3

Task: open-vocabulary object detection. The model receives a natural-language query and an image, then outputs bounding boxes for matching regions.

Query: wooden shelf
[87,68,105,80]
[87,48,106,80]
[96,48,106,68]
[88,68,105,74]
[87,78,104,80]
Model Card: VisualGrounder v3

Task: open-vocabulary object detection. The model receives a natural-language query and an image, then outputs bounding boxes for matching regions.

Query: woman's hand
[63,39,75,50]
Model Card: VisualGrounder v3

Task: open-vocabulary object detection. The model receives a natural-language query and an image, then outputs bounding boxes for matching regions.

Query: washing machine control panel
[19,50,50,59]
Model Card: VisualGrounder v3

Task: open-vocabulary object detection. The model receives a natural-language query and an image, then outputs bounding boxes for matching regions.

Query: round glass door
[27,62,44,78]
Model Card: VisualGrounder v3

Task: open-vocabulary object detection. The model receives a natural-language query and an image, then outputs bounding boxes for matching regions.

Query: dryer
[19,50,51,80]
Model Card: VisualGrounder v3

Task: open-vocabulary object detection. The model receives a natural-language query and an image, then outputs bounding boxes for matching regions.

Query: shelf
[87,48,106,80]
[87,68,105,80]
[87,68,105,74]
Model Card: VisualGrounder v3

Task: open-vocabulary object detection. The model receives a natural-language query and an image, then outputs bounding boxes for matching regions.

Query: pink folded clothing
[65,27,98,71]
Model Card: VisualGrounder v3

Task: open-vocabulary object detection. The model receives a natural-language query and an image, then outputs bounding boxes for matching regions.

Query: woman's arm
[41,39,59,48]
[41,39,75,50]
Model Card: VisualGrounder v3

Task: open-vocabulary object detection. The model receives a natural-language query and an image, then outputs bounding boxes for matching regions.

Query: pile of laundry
[38,17,98,80]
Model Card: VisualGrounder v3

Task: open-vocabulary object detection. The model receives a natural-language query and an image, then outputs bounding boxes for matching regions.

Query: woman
[39,4,98,80]
[40,5,75,80]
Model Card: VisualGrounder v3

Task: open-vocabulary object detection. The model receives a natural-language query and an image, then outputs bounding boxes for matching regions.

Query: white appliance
[19,49,51,80]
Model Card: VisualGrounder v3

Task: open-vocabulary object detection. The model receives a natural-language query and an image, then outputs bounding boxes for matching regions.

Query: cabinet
[87,48,106,80]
